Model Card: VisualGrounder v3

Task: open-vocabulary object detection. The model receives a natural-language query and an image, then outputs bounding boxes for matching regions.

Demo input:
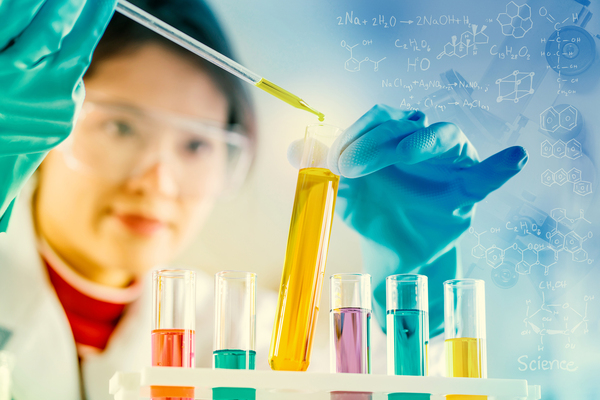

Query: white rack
[109,368,541,400]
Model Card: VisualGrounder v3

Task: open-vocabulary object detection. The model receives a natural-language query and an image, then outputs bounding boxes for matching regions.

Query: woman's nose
[125,161,180,197]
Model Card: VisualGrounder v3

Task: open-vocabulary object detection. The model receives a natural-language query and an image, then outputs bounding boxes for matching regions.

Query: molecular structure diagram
[541,139,582,160]
[436,25,489,59]
[547,208,593,263]
[496,70,534,103]
[541,168,592,196]
[341,41,386,72]
[523,292,593,347]
[539,6,572,32]
[470,208,592,277]
[540,105,578,133]
[497,1,533,39]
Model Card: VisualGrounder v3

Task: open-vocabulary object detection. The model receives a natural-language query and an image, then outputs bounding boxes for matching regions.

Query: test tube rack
[109,368,541,400]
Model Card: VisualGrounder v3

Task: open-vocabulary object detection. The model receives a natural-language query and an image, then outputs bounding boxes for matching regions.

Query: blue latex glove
[292,105,527,335]
[0,0,117,232]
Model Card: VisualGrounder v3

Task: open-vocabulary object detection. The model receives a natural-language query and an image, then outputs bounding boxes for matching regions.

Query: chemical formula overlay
[331,0,598,398]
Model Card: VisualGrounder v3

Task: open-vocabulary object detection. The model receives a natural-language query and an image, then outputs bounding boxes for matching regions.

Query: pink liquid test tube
[330,273,372,400]
[151,269,196,400]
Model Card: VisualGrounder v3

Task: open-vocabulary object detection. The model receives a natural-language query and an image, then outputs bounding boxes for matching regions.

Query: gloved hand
[0,0,117,232]
[330,105,528,334]
[289,105,528,335]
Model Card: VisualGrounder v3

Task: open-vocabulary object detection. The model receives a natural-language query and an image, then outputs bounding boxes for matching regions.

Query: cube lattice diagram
[496,70,534,103]
[497,2,533,38]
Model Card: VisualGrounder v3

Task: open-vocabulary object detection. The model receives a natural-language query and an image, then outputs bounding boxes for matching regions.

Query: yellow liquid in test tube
[269,168,339,371]
[445,338,487,400]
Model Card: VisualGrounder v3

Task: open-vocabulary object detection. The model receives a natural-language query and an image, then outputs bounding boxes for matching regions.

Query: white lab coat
[0,182,289,400]
[0,182,441,400]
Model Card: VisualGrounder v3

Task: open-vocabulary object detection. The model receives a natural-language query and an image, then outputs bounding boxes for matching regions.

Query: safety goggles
[58,93,252,197]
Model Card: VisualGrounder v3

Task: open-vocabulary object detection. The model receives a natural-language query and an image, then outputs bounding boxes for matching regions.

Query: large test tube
[387,274,429,400]
[269,123,343,371]
[151,269,196,400]
[444,279,487,400]
[213,271,256,400]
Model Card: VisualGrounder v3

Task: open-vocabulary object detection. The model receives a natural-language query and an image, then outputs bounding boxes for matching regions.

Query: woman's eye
[184,139,212,155]
[104,119,135,137]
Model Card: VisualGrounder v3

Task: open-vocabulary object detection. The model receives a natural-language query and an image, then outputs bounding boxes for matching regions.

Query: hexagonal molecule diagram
[497,2,533,38]
[523,292,592,347]
[547,208,593,264]
[540,139,582,160]
[468,208,592,282]
[540,167,592,196]
[485,246,503,269]
[341,41,386,72]
[540,105,578,133]
[436,25,489,59]
[496,70,534,103]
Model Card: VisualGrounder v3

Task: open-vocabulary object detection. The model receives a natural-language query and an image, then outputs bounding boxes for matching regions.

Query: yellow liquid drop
[445,338,487,400]
[269,168,339,371]
[255,78,325,121]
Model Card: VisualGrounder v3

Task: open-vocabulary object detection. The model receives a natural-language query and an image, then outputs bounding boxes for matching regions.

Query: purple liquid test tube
[330,274,372,400]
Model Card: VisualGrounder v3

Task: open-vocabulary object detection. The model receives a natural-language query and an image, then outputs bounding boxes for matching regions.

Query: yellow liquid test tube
[269,124,343,371]
[445,338,485,377]
[444,280,487,400]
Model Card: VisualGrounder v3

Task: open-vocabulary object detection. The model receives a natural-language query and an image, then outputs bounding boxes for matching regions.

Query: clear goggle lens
[59,96,252,197]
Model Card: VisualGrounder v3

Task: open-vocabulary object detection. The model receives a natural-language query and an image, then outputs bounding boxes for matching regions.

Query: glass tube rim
[386,273,428,312]
[215,270,256,281]
[443,278,485,288]
[153,269,196,279]
[330,272,372,311]
[330,272,371,282]
[306,123,343,138]
[386,273,428,283]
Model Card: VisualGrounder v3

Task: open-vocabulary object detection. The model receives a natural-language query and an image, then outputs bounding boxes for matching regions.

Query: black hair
[86,0,256,148]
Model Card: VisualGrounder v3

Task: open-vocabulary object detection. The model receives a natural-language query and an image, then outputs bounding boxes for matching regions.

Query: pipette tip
[299,100,325,122]
[256,78,325,121]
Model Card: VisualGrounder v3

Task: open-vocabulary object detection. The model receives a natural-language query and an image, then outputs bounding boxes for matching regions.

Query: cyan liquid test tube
[213,271,256,400]
[386,274,429,400]
[330,273,372,400]
[444,279,487,400]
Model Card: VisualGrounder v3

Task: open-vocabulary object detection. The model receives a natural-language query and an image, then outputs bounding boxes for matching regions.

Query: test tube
[386,274,430,400]
[330,274,372,400]
[386,274,429,376]
[213,271,256,400]
[330,273,372,373]
[151,269,196,400]
[0,351,14,400]
[444,279,487,400]
[269,123,343,371]
[214,271,256,369]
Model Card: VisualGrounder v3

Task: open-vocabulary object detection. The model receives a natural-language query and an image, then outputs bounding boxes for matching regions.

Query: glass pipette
[115,0,325,121]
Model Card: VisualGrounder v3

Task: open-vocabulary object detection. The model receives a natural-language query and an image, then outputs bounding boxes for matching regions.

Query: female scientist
[0,0,529,399]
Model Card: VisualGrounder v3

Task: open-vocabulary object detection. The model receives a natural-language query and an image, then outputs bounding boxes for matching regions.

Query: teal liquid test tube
[213,271,256,400]
[386,274,429,400]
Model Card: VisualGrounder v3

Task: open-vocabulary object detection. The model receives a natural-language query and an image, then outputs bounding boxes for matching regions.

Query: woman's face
[36,43,229,287]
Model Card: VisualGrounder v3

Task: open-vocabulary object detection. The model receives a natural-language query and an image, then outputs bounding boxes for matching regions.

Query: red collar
[40,240,143,354]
